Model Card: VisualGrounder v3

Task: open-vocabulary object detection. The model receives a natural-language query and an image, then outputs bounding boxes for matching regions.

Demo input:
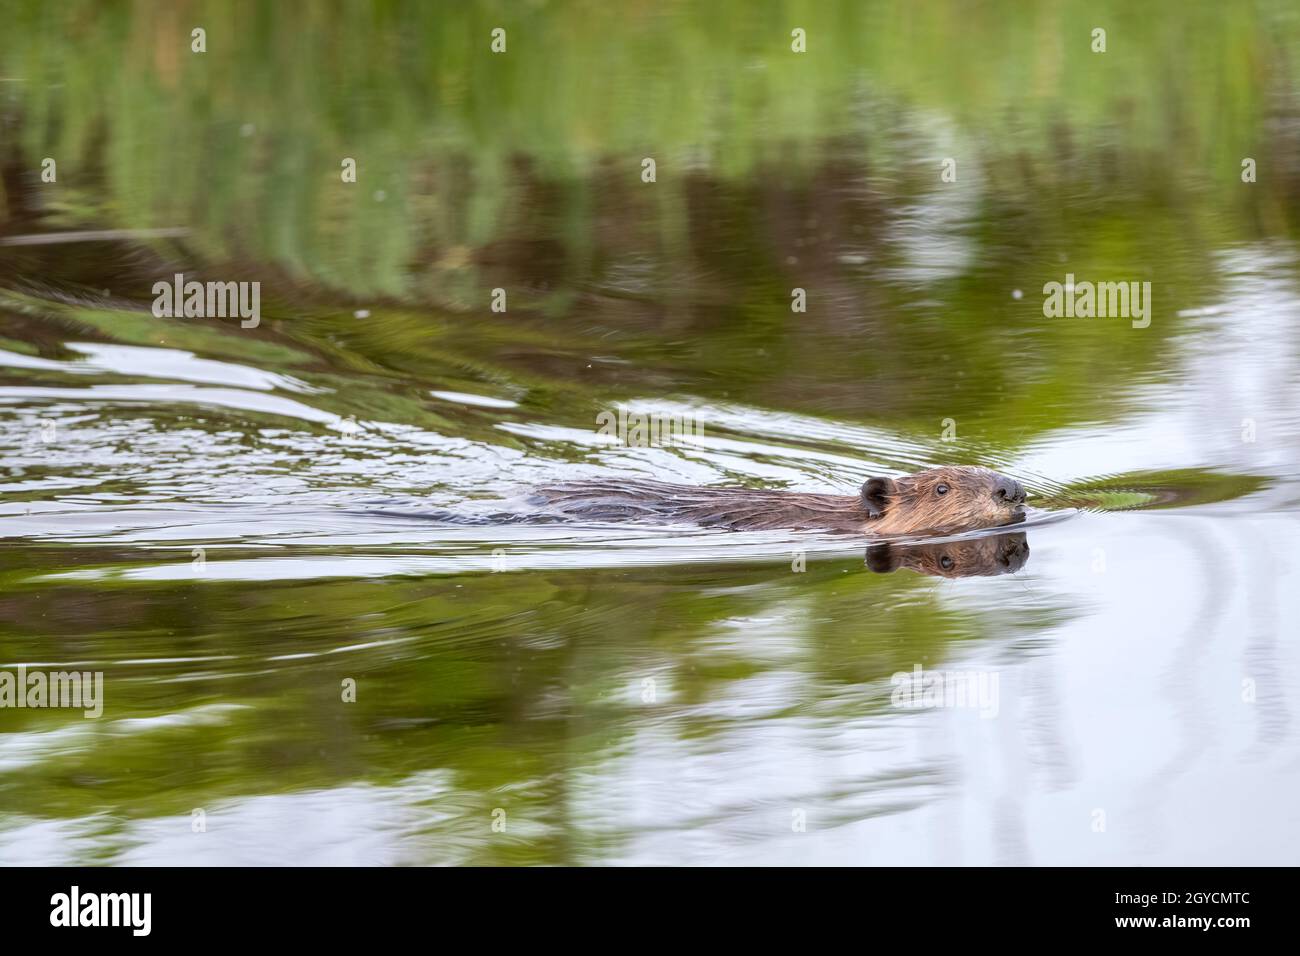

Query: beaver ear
[861,476,896,518]
[865,543,897,573]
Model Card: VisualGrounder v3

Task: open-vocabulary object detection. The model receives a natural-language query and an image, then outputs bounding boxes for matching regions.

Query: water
[1,0,1298,865]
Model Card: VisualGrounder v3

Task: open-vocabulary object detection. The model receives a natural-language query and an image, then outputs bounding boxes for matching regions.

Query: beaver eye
[935,483,950,496]
[939,555,954,570]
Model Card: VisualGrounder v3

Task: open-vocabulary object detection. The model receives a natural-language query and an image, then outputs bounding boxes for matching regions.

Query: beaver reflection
[865,532,1029,578]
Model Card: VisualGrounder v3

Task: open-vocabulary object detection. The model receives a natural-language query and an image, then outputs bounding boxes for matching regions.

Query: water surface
[1,0,1298,865]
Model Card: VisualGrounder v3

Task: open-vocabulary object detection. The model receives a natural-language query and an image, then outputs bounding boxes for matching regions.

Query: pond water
[1,1,1298,865]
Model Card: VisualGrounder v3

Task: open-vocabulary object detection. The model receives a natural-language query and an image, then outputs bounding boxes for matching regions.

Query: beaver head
[861,466,1026,536]
[866,531,1029,578]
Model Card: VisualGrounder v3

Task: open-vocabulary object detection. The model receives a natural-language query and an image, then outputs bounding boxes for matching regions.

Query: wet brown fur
[534,466,1026,536]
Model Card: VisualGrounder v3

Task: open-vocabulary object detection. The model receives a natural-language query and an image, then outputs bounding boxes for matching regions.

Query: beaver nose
[994,477,1026,504]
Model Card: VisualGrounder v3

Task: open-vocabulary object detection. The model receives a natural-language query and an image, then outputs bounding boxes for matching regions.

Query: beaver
[865,531,1029,577]
[534,465,1027,536]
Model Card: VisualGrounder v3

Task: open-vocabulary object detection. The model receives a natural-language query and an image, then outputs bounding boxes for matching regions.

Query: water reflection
[865,531,1029,578]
